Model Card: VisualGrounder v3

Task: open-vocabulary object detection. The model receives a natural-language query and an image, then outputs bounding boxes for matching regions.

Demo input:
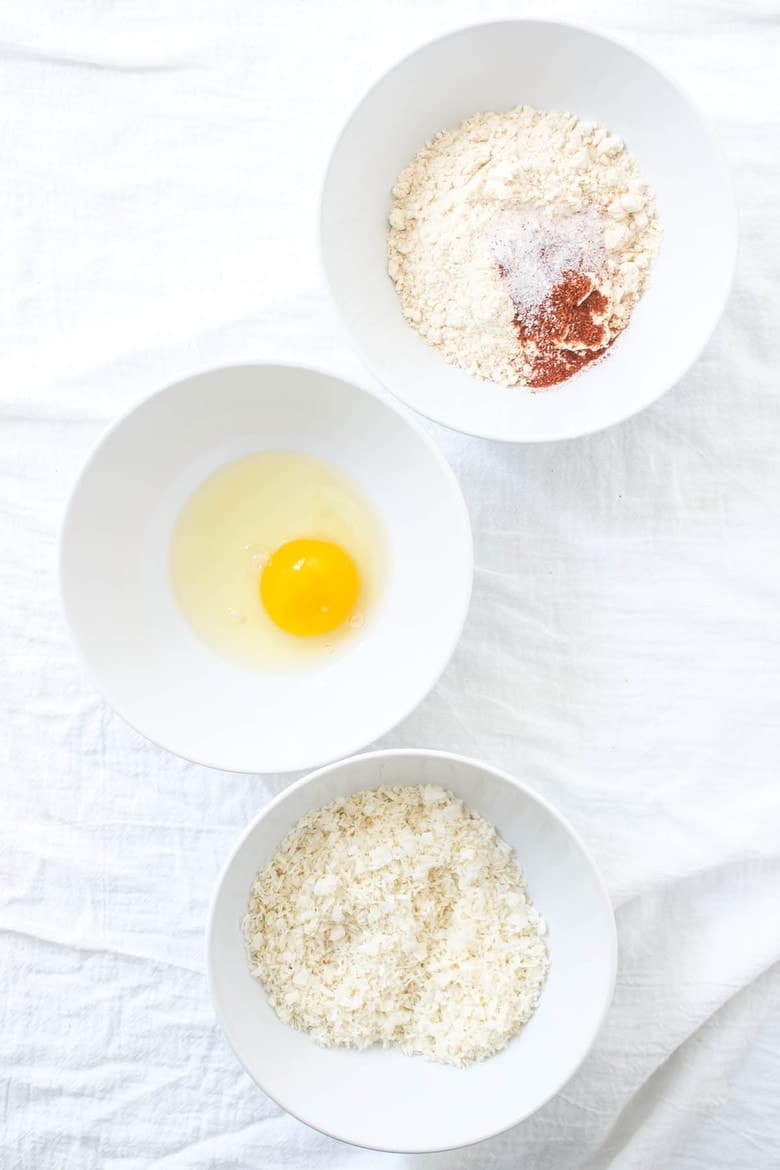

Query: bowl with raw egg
[59,364,473,773]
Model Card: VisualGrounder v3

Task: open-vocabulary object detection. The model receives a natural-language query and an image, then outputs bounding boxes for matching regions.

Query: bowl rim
[319,16,739,443]
[206,746,619,1152]
[57,362,474,774]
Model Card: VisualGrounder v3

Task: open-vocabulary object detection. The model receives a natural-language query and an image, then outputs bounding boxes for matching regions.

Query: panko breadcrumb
[241,784,549,1066]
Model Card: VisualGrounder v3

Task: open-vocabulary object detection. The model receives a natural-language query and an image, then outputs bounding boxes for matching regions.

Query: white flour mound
[242,784,549,1067]
[388,105,660,386]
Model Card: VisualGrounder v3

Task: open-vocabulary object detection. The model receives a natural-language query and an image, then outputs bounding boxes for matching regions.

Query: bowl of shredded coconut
[321,20,737,441]
[208,749,616,1151]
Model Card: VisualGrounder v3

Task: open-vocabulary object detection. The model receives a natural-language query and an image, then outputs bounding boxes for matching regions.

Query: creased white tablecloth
[1,2,778,1167]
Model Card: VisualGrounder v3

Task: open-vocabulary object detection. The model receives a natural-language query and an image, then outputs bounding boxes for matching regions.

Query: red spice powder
[511,269,618,389]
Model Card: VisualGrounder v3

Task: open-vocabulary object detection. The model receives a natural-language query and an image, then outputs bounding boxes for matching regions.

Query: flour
[388,105,660,387]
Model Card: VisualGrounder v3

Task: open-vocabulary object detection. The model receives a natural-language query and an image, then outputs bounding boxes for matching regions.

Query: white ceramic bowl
[59,365,472,773]
[321,20,737,441]
[208,749,617,1151]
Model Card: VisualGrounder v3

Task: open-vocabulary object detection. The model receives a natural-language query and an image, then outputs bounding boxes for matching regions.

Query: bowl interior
[208,751,616,1152]
[60,366,472,773]
[321,20,736,441]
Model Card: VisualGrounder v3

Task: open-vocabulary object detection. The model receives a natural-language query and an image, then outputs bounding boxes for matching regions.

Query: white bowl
[208,749,617,1152]
[321,20,737,442]
[59,365,472,773]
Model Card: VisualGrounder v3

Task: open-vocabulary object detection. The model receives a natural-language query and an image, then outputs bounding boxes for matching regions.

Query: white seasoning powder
[242,785,549,1067]
[488,209,604,322]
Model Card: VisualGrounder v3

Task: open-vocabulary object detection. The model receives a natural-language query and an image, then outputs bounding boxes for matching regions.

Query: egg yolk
[260,539,360,637]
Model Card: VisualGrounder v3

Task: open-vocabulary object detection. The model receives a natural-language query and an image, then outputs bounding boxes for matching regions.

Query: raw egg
[260,539,359,637]
[170,452,384,669]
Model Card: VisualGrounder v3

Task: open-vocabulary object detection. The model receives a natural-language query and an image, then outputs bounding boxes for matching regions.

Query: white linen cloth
[1,1,778,1167]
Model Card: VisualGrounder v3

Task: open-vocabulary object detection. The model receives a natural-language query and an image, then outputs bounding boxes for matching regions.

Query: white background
[2,2,778,1167]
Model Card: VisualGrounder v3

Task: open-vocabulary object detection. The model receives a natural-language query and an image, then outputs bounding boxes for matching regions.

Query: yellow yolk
[260,539,360,637]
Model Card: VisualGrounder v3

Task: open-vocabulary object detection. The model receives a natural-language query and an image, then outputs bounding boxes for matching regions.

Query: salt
[488,210,606,322]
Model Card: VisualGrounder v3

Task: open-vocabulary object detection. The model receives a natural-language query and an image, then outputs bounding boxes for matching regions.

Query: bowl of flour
[320,20,736,441]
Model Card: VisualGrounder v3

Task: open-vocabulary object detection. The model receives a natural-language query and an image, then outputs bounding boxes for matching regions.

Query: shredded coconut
[387,105,660,387]
[242,784,549,1067]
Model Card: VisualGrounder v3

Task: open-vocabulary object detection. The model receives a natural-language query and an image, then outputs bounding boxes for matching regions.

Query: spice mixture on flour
[388,105,660,388]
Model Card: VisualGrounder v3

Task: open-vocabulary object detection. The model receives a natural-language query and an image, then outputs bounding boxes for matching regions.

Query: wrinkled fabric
[1,2,778,1168]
